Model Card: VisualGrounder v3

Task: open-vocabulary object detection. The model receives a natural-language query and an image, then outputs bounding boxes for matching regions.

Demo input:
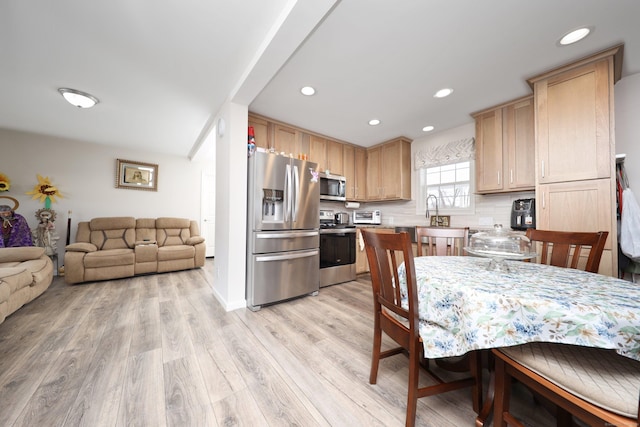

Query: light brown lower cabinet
[355,227,396,274]
[537,178,616,276]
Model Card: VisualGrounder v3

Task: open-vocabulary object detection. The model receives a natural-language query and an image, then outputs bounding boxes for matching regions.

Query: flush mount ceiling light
[300,86,316,96]
[368,119,381,126]
[58,88,99,108]
[434,88,454,98]
[559,27,592,46]
[422,125,435,132]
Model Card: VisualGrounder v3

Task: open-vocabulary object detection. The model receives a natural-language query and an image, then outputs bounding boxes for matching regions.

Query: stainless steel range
[319,210,356,287]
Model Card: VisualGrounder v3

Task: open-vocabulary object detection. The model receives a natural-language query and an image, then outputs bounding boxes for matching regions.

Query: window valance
[414,137,475,169]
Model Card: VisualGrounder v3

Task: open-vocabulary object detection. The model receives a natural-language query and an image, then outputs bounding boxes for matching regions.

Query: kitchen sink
[394,226,417,243]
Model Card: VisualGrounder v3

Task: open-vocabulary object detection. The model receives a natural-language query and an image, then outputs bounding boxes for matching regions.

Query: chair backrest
[525,229,608,273]
[415,226,469,256]
[361,230,419,341]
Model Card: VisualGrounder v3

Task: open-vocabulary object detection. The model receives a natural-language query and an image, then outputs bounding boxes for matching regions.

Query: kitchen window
[417,161,474,215]
[415,137,476,216]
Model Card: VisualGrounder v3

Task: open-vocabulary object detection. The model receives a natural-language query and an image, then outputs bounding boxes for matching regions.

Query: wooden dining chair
[415,226,469,256]
[492,343,640,427]
[525,229,608,273]
[488,230,621,427]
[361,229,482,427]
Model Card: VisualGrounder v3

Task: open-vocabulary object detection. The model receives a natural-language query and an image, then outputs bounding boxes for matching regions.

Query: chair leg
[493,356,509,427]
[370,322,382,384]
[406,349,420,427]
[470,350,483,413]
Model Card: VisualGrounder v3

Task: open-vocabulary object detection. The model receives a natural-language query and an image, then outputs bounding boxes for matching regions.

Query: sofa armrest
[65,242,98,253]
[186,236,205,245]
[0,247,45,263]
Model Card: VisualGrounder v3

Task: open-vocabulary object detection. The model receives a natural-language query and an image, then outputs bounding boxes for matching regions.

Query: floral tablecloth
[398,256,640,361]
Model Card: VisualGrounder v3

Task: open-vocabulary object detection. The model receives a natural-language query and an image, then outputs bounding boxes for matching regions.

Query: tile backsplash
[321,190,535,230]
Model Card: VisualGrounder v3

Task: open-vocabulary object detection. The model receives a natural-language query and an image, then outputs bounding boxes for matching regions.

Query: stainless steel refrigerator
[246,151,320,311]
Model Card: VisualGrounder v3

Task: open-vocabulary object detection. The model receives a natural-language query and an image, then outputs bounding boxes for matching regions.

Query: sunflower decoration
[26,174,63,209]
[0,172,10,192]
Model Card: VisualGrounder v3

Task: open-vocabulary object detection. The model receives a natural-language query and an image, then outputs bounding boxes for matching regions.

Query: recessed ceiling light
[434,88,454,98]
[559,27,592,46]
[422,125,435,132]
[58,88,99,108]
[300,86,316,96]
[368,119,381,126]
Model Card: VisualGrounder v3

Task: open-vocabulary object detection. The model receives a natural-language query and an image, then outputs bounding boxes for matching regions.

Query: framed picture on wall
[116,159,158,191]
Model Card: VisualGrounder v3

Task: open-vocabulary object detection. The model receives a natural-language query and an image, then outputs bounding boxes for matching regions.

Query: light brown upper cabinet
[343,145,367,201]
[366,137,412,201]
[326,140,344,176]
[309,135,327,171]
[528,44,623,277]
[472,95,535,194]
[343,145,355,199]
[273,124,300,156]
[354,147,367,200]
[309,135,344,175]
[531,54,618,184]
[248,114,271,150]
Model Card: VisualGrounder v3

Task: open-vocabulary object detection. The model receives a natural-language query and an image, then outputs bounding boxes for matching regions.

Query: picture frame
[116,159,158,191]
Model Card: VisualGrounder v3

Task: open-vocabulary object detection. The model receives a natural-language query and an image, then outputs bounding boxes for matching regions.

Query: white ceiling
[2,0,640,157]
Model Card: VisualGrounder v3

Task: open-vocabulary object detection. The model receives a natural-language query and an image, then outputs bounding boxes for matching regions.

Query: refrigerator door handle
[284,163,292,221]
[292,165,300,221]
[256,249,319,262]
[256,231,319,239]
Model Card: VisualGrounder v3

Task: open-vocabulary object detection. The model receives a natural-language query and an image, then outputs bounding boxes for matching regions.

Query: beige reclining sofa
[0,246,54,325]
[64,217,205,284]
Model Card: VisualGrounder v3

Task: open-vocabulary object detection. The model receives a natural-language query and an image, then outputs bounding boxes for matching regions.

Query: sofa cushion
[0,267,32,293]
[89,217,136,250]
[0,247,45,263]
[83,248,135,268]
[158,245,195,261]
[156,217,192,247]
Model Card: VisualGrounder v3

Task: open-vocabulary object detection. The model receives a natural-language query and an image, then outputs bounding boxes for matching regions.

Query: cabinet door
[309,135,327,172]
[343,145,355,200]
[366,147,382,200]
[326,140,344,176]
[248,115,271,150]
[273,124,300,156]
[354,147,367,201]
[355,229,368,274]
[538,179,615,276]
[475,109,504,193]
[535,60,612,184]
[505,98,535,190]
[381,141,402,199]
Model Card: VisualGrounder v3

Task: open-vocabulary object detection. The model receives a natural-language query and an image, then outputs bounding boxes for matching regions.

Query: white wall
[0,128,208,262]
[210,101,249,311]
[615,72,640,191]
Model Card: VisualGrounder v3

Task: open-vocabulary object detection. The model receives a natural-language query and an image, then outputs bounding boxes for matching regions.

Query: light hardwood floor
[0,260,556,426]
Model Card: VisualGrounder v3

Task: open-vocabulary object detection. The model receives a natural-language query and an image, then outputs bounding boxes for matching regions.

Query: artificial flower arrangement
[0,172,10,192]
[26,174,62,209]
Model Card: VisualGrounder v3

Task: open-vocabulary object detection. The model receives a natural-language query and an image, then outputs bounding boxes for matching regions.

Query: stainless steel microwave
[319,172,346,201]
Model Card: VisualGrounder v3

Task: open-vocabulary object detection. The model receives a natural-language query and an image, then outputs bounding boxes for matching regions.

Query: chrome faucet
[426,194,441,226]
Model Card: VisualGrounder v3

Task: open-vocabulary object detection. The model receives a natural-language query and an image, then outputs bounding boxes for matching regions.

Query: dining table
[398,256,640,362]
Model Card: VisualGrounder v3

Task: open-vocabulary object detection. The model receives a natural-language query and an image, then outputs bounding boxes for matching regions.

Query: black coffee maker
[511,198,536,230]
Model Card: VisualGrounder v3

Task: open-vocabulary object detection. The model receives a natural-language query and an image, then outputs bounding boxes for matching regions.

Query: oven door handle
[256,231,319,239]
[256,250,318,262]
